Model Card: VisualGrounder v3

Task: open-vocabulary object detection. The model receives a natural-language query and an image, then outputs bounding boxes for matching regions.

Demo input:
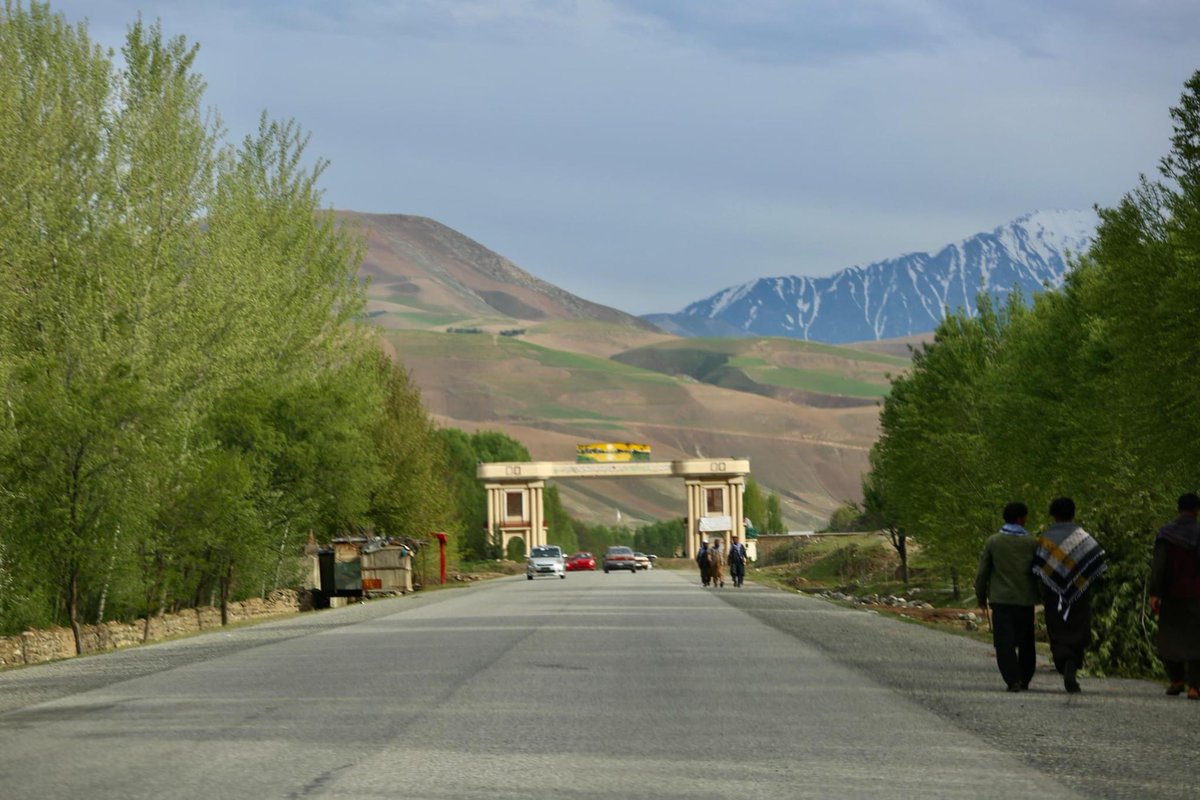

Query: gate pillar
[683,474,746,559]
[484,479,545,557]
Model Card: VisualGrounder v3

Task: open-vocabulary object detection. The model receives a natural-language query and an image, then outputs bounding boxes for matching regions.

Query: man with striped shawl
[1031,497,1107,694]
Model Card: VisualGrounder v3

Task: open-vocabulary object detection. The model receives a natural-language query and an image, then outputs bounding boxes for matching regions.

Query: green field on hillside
[611,336,903,398]
[522,403,621,422]
[374,310,472,327]
[628,336,910,367]
[392,331,678,385]
[730,358,891,398]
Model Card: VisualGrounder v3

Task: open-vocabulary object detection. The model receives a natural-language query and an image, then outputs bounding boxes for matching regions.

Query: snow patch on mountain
[650,210,1098,344]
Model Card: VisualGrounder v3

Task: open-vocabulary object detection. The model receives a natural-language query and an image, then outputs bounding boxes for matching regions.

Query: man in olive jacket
[975,502,1041,692]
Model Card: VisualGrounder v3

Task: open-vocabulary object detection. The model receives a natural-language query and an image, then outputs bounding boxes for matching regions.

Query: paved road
[0,570,1195,799]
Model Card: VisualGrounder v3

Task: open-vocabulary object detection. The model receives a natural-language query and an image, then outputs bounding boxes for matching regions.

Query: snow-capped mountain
[644,210,1098,344]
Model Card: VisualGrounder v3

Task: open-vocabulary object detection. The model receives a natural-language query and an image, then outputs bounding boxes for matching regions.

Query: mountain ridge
[646,209,1098,344]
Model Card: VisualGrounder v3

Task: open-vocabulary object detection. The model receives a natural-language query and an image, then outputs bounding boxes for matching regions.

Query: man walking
[1150,492,1200,698]
[1032,497,1107,693]
[696,539,711,587]
[709,538,725,588]
[728,534,749,588]
[975,502,1040,692]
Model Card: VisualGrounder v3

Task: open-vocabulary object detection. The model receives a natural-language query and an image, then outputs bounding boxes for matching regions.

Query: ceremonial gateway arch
[476,458,751,559]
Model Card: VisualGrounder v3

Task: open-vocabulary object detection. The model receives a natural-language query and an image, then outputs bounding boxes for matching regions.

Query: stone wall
[0,589,301,669]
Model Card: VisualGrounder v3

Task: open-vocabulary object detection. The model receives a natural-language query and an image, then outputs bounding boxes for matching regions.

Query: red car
[565,552,596,571]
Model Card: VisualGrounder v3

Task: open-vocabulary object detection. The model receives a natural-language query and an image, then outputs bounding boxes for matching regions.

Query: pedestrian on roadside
[728,534,749,588]
[696,539,711,587]
[974,501,1041,692]
[709,538,725,588]
[1032,497,1107,694]
[1150,492,1200,699]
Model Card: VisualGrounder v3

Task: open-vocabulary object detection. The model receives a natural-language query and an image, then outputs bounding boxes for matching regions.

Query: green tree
[825,504,862,533]
[505,537,527,561]
[436,429,532,561]
[543,486,580,555]
[874,300,1013,597]
[367,358,456,549]
[742,475,767,533]
[0,7,208,648]
[0,4,382,645]
[633,517,686,557]
[438,428,490,560]
[861,446,908,586]
[765,493,786,534]
[863,72,1200,671]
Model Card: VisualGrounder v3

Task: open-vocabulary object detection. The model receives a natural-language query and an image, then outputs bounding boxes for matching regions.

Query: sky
[47,1,1200,315]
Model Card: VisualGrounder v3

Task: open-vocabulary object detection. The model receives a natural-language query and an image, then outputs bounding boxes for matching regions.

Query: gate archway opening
[476,458,751,560]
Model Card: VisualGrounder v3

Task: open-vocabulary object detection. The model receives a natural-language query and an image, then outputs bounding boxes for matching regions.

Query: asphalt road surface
[1,569,1197,799]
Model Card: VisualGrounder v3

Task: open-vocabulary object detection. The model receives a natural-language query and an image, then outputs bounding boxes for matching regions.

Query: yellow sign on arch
[575,442,652,463]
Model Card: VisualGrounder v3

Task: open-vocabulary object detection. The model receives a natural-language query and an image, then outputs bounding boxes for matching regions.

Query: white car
[633,552,652,570]
[527,545,566,580]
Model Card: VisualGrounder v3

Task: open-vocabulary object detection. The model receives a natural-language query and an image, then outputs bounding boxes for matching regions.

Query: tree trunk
[893,530,909,588]
[96,525,120,624]
[142,554,166,643]
[272,523,290,590]
[68,568,83,655]
[950,566,961,600]
[219,563,233,626]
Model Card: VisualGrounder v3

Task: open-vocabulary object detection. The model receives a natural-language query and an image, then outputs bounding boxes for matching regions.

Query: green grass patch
[625,336,911,366]
[753,534,963,607]
[508,340,680,386]
[527,319,656,336]
[386,310,473,327]
[735,364,890,398]
[612,337,903,398]
[522,403,620,422]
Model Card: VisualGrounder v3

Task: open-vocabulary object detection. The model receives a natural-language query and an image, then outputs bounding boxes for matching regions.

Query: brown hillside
[848,333,931,359]
[391,328,880,528]
[341,210,909,529]
[337,211,656,330]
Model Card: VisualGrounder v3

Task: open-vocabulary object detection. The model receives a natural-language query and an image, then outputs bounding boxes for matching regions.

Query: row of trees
[0,5,461,648]
[865,72,1200,675]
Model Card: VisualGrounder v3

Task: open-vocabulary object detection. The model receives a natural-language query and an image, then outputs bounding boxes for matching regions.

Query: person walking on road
[728,534,749,588]
[1150,492,1200,698]
[709,538,725,588]
[1032,497,1108,694]
[975,502,1041,692]
[696,540,711,587]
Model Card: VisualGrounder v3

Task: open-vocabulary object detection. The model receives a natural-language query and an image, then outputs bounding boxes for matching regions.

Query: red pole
[434,533,448,585]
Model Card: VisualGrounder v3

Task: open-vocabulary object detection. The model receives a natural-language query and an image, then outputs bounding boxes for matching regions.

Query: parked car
[527,545,566,580]
[633,552,652,570]
[603,546,638,573]
[566,552,596,571]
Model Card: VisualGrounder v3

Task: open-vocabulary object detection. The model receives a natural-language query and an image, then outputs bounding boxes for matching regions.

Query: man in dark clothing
[975,502,1040,692]
[1032,496,1107,694]
[728,534,748,588]
[696,540,711,587]
[1150,492,1200,699]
